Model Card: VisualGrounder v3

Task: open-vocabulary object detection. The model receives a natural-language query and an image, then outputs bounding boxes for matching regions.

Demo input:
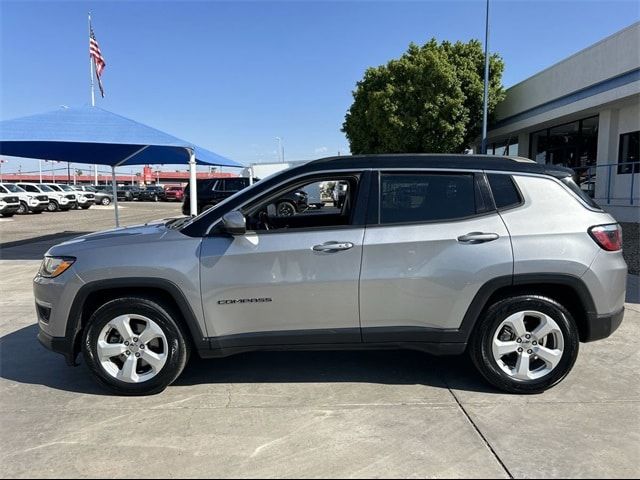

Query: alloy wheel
[96,314,168,384]
[491,310,565,381]
[277,202,296,217]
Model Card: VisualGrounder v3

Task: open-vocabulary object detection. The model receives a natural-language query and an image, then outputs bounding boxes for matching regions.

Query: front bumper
[584,307,624,342]
[0,204,20,214]
[37,328,78,366]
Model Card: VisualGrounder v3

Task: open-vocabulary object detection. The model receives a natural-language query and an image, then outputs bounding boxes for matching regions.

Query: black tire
[101,197,111,206]
[277,201,296,217]
[82,296,190,396]
[17,202,29,214]
[46,201,59,212]
[1,213,14,217]
[469,295,579,394]
[81,206,91,210]
[33,210,43,214]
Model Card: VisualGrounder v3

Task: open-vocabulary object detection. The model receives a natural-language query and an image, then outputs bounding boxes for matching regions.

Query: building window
[618,131,640,174]
[486,138,519,156]
[529,116,599,197]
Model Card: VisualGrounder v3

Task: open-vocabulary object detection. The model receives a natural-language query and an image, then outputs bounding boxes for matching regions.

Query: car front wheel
[82,297,190,396]
[101,197,111,206]
[46,201,59,212]
[469,295,579,394]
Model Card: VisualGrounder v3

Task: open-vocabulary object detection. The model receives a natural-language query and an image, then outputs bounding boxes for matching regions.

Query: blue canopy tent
[0,105,242,226]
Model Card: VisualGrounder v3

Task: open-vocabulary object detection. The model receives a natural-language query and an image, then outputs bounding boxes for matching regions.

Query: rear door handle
[457,232,500,244]
[312,241,354,252]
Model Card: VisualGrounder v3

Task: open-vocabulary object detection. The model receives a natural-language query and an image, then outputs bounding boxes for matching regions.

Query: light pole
[481,0,491,155]
[275,137,285,163]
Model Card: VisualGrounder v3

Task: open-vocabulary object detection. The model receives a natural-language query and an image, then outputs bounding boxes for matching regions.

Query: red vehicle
[164,185,184,202]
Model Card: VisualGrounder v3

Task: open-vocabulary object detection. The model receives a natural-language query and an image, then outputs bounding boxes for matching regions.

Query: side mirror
[222,210,246,235]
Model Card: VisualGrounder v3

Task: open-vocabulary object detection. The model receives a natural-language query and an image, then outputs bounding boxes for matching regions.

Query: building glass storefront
[530,115,599,195]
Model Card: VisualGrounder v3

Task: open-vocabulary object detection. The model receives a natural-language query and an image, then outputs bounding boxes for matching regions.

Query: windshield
[2,184,25,193]
[58,185,75,192]
[37,184,55,192]
[560,176,601,209]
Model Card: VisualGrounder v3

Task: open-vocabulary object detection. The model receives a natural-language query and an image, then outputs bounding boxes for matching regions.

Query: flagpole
[89,13,97,185]
[89,13,96,107]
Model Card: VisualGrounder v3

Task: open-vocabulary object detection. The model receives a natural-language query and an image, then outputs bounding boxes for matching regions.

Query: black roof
[299,154,573,178]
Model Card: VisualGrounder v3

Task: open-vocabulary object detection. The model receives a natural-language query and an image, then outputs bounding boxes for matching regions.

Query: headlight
[29,198,39,206]
[39,256,75,278]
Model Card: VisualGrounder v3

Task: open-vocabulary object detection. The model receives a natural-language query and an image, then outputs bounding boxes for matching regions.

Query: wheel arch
[462,274,597,344]
[66,278,208,363]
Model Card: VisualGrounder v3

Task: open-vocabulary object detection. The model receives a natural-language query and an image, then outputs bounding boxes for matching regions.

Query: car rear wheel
[101,197,111,206]
[83,297,190,396]
[469,295,579,394]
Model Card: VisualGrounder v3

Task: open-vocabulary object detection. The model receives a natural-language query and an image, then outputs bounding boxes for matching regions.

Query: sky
[1,0,639,175]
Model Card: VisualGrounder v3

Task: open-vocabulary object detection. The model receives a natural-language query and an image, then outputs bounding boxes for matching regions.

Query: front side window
[244,175,359,232]
[618,131,640,174]
[380,173,480,224]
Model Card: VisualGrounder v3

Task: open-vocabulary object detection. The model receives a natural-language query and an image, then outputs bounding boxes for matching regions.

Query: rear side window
[487,174,522,209]
[380,173,480,224]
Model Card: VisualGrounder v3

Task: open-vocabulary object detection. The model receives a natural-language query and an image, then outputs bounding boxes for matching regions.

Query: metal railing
[572,161,639,205]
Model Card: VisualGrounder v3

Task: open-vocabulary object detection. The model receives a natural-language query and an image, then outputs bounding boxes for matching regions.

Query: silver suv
[35,155,627,395]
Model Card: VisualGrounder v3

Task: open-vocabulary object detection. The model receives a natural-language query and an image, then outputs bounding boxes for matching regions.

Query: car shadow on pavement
[1,324,500,395]
[0,231,92,260]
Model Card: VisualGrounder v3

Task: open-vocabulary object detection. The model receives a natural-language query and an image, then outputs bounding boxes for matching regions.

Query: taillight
[589,224,622,251]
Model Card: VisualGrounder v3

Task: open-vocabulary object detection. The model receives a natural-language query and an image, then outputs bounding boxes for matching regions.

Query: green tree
[342,39,505,154]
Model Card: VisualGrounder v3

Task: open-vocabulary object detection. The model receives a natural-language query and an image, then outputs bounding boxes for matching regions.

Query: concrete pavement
[0,259,638,478]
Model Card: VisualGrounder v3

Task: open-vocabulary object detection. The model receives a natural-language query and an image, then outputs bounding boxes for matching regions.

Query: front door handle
[312,241,354,252]
[457,232,500,244]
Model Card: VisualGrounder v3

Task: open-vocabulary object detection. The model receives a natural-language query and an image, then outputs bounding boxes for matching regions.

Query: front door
[199,172,367,346]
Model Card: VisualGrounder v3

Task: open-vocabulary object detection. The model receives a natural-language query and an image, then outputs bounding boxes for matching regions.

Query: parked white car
[16,183,76,212]
[0,189,20,217]
[48,184,95,209]
[0,183,49,214]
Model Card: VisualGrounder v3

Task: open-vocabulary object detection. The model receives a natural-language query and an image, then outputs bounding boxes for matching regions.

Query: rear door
[360,170,513,342]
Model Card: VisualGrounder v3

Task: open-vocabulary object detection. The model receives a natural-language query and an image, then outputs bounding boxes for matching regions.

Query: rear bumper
[584,307,624,342]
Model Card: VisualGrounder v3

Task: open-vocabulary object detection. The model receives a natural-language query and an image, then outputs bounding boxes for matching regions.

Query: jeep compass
[35,155,627,395]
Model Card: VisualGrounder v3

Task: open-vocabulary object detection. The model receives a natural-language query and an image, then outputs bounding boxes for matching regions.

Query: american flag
[89,26,106,97]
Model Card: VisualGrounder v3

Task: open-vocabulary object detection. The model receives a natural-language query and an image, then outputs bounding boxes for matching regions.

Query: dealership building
[485,22,639,229]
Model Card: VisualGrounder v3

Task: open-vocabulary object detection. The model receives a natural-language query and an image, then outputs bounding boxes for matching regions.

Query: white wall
[496,22,640,120]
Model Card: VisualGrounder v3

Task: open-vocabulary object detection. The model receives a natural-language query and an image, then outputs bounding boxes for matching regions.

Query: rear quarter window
[487,174,522,209]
